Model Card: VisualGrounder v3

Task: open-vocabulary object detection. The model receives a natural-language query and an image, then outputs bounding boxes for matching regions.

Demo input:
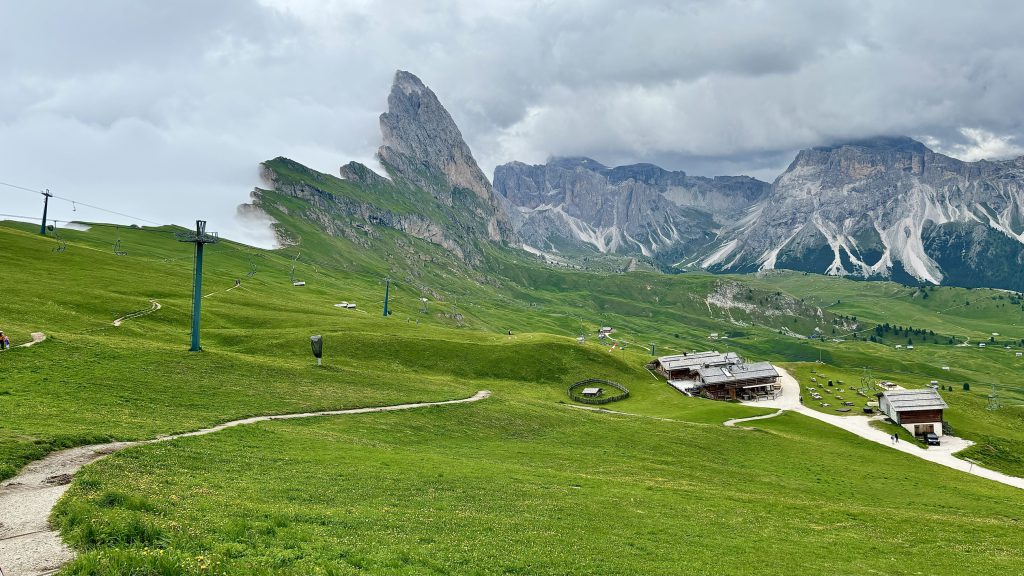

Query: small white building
[581,387,602,397]
[879,389,948,437]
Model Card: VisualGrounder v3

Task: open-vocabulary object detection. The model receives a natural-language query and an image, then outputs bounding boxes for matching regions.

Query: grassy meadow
[2,218,1024,575]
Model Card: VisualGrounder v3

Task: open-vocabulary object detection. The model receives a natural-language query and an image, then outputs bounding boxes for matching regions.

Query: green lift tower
[176,220,219,351]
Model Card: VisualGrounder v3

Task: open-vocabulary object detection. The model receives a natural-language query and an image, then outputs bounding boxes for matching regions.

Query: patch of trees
[873,323,938,343]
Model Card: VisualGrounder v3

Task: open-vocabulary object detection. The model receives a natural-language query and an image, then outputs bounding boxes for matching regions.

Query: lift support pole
[39,190,52,235]
[176,220,219,351]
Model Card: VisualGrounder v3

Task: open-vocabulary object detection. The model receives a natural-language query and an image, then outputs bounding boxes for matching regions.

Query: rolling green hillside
[3,215,1024,575]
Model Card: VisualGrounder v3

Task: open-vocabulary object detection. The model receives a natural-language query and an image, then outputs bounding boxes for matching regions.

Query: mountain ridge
[241,69,1024,291]
[704,136,1024,290]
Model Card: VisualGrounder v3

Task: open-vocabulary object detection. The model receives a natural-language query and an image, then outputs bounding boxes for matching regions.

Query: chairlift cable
[0,181,45,194]
[0,178,162,225]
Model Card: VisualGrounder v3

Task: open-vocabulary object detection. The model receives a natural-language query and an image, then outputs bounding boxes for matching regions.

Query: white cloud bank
[3,0,1024,244]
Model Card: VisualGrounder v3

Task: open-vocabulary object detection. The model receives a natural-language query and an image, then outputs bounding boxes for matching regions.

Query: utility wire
[0,181,44,194]
[0,213,40,221]
[48,193,163,226]
[0,179,163,226]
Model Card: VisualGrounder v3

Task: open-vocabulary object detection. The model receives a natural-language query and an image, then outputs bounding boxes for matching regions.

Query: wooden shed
[879,389,948,437]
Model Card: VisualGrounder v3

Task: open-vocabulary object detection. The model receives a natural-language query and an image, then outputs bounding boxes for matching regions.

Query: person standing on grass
[0,330,9,350]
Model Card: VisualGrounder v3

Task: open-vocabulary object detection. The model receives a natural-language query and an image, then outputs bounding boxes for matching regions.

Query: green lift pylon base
[177,220,219,351]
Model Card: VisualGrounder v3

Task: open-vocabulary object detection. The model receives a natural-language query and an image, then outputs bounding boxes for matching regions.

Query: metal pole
[383,278,390,317]
[190,240,204,351]
[39,190,52,235]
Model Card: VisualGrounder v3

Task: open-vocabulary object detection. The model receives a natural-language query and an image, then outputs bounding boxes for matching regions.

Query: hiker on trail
[894,432,900,444]
[0,331,9,350]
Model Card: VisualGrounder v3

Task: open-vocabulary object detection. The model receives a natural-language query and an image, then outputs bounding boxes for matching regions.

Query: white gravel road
[739,367,1024,490]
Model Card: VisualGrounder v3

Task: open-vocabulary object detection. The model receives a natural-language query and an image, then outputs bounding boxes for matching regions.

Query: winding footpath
[738,367,1024,490]
[723,409,784,428]
[0,391,491,576]
[112,300,161,327]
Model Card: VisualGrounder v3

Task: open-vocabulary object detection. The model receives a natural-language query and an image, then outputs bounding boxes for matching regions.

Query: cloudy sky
[3,0,1024,245]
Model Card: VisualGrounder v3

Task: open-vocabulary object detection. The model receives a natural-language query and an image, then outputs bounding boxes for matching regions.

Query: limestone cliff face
[257,160,467,260]
[704,137,1024,290]
[247,71,518,266]
[377,70,514,244]
[493,156,767,260]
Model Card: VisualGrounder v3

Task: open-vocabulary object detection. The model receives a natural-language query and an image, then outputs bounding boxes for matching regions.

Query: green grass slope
[3,214,1024,575]
[55,401,1024,575]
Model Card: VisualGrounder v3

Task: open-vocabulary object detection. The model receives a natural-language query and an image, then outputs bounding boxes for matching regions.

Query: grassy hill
[3,216,1024,575]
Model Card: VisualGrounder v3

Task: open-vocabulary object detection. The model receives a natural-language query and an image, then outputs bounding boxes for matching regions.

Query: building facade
[878,389,947,437]
[652,352,779,400]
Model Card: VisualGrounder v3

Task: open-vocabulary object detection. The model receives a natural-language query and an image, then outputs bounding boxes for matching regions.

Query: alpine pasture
[2,220,1024,575]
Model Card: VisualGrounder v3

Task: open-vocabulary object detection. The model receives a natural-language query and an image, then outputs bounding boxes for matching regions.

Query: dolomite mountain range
[253,71,1024,291]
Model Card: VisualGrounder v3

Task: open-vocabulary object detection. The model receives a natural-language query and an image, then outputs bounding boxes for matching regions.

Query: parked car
[924,432,940,446]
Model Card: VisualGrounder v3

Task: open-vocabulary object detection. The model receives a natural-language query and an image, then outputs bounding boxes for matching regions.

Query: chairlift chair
[50,221,67,253]
[112,226,127,256]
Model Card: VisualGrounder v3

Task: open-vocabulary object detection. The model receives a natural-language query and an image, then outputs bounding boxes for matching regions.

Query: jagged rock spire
[378,70,514,243]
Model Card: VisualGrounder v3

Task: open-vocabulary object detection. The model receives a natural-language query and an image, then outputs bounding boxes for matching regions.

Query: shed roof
[881,389,948,412]
[657,351,740,371]
[697,361,778,386]
[581,387,602,395]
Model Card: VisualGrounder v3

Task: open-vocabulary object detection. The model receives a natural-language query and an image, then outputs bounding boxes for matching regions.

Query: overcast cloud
[3,0,1024,246]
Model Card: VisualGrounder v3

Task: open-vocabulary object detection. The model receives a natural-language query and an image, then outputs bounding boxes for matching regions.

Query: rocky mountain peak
[786,136,935,181]
[703,134,1024,290]
[377,70,513,243]
[379,71,489,201]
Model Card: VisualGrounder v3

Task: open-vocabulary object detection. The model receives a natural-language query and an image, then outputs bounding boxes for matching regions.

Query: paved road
[740,367,1024,490]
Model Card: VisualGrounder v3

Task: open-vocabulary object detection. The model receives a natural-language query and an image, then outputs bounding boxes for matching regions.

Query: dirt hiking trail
[0,390,491,576]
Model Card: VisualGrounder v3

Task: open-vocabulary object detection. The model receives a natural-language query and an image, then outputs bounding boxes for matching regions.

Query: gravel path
[723,409,784,428]
[0,390,491,576]
[740,367,1024,490]
[112,300,161,327]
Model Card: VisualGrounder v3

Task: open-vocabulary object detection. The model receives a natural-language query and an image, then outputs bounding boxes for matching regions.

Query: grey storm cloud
[3,0,1024,245]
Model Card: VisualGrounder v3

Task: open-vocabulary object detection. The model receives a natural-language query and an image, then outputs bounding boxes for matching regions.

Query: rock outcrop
[248,70,517,266]
[378,70,514,244]
[494,157,768,262]
[703,136,1024,290]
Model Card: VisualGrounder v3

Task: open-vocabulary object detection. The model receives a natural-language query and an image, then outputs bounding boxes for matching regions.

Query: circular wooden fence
[567,378,630,405]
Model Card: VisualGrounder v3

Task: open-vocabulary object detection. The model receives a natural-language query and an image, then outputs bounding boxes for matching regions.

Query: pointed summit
[377,71,513,243]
